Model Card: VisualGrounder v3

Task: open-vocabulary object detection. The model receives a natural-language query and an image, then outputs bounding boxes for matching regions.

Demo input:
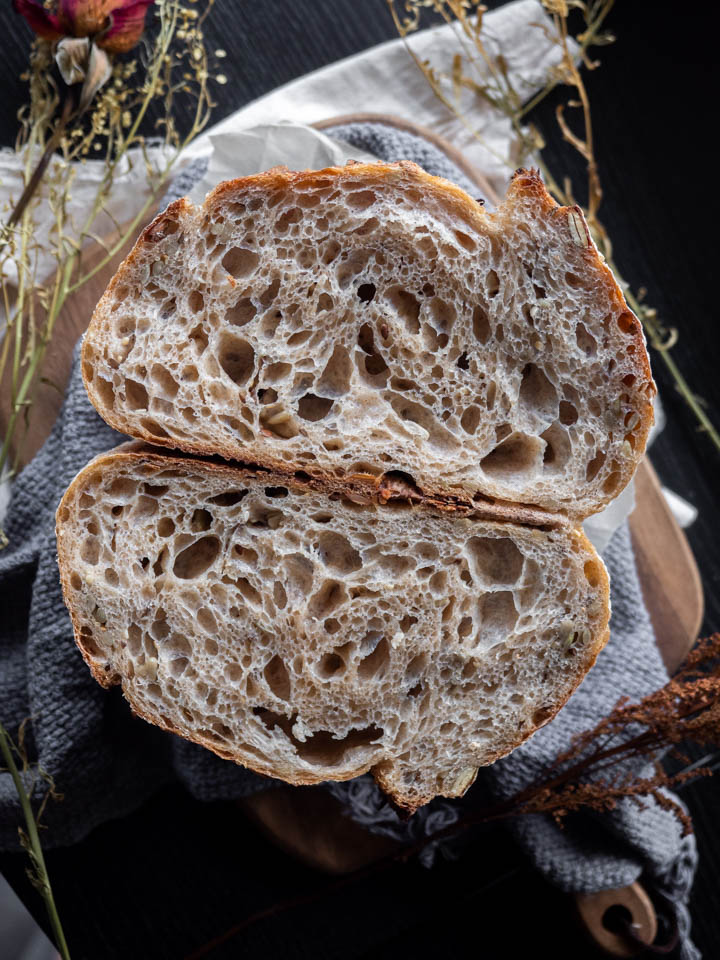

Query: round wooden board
[629,457,703,671]
[1,117,704,936]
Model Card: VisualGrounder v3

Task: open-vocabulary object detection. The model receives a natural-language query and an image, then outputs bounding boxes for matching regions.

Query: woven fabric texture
[0,123,699,958]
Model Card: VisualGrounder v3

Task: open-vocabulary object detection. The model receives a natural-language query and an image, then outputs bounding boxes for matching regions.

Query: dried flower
[55,36,113,108]
[13,0,156,55]
[1,1,215,517]
[14,1,156,119]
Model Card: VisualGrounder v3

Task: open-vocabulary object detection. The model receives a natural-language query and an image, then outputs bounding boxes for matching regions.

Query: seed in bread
[81,162,654,520]
[56,445,610,812]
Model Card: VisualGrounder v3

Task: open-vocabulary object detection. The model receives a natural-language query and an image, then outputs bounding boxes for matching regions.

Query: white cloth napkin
[184,0,571,200]
[0,0,557,269]
[0,143,172,295]
[1,1,548,335]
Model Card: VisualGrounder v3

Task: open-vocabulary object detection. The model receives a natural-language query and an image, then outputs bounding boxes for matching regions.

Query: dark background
[1,1,718,957]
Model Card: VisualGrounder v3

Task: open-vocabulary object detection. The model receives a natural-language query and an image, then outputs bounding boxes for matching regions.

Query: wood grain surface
[630,459,704,672]
[1,5,717,952]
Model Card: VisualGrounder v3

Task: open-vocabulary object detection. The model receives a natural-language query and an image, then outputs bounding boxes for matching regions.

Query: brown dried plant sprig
[388,0,720,454]
[184,637,720,957]
[0,719,70,959]
[363,634,717,858]
[457,633,720,837]
[0,1,220,503]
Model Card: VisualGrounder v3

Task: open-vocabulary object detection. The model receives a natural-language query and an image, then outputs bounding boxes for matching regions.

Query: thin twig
[387,0,720,455]
[4,96,74,236]
[1,1,216,482]
[0,723,71,960]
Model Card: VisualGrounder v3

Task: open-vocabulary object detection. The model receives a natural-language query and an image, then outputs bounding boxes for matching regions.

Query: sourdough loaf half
[81,163,655,521]
[56,446,610,812]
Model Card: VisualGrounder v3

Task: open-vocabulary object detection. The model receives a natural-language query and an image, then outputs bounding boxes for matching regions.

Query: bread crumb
[291,718,312,742]
[136,657,158,680]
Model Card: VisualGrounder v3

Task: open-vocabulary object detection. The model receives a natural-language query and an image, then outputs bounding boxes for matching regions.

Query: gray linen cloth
[0,124,698,957]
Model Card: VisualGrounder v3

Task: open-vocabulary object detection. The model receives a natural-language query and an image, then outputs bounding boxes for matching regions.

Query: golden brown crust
[56,444,611,810]
[82,160,655,519]
[376,519,611,813]
[509,167,655,465]
[72,161,633,808]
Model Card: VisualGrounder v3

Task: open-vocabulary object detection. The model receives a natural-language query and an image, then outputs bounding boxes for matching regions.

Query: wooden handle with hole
[574,882,657,956]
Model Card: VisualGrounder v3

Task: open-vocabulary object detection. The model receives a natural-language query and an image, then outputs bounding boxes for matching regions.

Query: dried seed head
[452,766,479,795]
[567,207,590,248]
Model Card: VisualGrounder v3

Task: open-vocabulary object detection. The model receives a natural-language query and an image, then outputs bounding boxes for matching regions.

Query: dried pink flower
[13,0,155,55]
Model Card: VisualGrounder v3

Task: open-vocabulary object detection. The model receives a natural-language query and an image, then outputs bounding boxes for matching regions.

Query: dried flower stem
[4,96,74,235]
[388,0,720,455]
[623,285,720,450]
[0,1,216,493]
[0,721,71,960]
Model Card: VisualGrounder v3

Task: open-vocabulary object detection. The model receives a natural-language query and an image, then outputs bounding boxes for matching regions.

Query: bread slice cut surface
[82,163,654,520]
[57,446,610,811]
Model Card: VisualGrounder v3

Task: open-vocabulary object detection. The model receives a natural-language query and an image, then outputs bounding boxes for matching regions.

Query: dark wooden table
[1,2,718,957]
